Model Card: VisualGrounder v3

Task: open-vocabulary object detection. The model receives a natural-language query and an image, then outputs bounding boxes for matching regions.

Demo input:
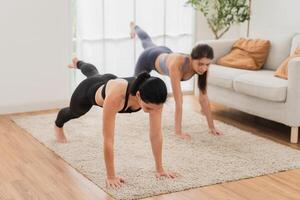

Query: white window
[73,0,195,92]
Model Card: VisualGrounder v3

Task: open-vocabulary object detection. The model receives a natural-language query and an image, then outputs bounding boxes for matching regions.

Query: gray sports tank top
[159,55,190,75]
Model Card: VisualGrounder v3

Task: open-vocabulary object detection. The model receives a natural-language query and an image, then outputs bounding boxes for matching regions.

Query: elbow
[175,100,183,108]
[199,93,208,104]
[150,131,162,142]
[200,100,208,106]
[103,143,113,156]
[103,139,114,149]
[199,97,206,105]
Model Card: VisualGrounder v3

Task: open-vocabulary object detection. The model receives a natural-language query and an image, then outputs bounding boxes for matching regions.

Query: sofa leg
[290,127,299,143]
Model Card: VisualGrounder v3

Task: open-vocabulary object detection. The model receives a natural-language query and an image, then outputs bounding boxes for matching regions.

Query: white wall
[195,0,300,41]
[0,0,72,114]
[249,0,300,37]
[195,12,248,41]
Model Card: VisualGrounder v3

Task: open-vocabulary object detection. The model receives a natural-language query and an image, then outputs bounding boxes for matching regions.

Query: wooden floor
[1,95,300,200]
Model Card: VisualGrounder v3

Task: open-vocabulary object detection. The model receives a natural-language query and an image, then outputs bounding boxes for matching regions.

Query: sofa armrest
[195,39,236,63]
[287,57,300,125]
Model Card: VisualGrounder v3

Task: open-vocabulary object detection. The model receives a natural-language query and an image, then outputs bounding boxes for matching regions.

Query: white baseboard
[0,100,69,115]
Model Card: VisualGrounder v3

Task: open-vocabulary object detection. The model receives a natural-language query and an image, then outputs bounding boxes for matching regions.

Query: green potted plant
[186,0,251,39]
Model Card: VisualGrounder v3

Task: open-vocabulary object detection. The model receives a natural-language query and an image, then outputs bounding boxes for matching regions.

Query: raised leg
[76,61,99,78]
[130,22,156,49]
[54,81,94,143]
[68,57,100,78]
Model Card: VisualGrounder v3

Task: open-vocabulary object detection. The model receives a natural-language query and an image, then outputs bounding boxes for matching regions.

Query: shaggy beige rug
[12,101,300,200]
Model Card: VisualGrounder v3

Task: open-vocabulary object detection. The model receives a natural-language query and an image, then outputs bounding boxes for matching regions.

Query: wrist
[175,131,182,135]
[156,167,164,173]
[156,163,164,173]
[106,172,116,179]
[107,175,116,180]
[175,126,182,135]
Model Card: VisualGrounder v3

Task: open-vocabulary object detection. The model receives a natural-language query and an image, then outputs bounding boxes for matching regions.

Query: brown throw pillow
[274,44,300,79]
[217,38,271,70]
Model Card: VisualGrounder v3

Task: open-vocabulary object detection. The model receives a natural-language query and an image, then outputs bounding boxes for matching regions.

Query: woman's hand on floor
[156,171,179,179]
[106,176,125,188]
[209,127,223,135]
[176,132,191,140]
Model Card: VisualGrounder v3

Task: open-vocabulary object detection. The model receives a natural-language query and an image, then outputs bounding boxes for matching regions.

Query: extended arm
[149,108,177,179]
[199,91,223,135]
[169,68,191,139]
[102,82,126,187]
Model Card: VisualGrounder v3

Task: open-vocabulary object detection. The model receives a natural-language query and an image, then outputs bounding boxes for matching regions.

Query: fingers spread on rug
[209,127,224,135]
[155,171,179,179]
[106,176,125,188]
[176,132,191,140]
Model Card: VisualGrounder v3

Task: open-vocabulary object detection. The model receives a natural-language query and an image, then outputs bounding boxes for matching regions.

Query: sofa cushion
[208,64,255,89]
[217,48,257,70]
[274,44,300,79]
[217,38,270,70]
[233,70,288,102]
[262,35,292,70]
[290,33,300,55]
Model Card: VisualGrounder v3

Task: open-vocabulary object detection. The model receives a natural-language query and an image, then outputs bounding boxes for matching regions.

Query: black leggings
[55,61,117,128]
[134,26,172,75]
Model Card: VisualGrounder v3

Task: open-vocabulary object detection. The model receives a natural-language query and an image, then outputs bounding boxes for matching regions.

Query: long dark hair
[130,72,167,104]
[190,44,214,94]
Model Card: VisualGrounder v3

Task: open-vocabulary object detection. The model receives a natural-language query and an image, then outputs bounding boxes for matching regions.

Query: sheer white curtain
[75,0,195,92]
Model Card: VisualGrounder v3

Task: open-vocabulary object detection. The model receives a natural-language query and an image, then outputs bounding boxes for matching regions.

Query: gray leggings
[134,26,172,76]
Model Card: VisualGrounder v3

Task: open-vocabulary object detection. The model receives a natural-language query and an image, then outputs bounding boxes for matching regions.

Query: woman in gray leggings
[130,22,223,139]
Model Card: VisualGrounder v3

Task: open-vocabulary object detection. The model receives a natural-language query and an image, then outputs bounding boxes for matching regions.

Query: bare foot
[129,21,136,39]
[68,57,79,69]
[54,125,68,143]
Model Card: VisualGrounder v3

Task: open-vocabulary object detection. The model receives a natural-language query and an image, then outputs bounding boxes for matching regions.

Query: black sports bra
[100,78,142,113]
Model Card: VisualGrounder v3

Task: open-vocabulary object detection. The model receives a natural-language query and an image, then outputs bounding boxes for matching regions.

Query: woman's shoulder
[168,53,187,72]
[169,53,187,63]
[105,79,128,98]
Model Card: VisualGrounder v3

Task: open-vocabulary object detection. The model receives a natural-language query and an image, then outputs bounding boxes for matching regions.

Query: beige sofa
[195,34,300,143]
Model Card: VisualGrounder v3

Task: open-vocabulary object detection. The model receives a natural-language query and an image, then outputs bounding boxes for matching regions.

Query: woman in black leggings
[130,22,223,140]
[55,58,177,188]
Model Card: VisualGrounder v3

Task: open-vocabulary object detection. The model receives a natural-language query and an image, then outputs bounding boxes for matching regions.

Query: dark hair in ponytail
[130,72,167,104]
[191,44,214,94]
